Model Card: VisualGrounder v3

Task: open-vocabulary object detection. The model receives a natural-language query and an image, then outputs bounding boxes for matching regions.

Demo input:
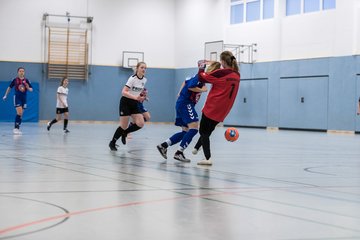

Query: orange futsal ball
[224,127,239,142]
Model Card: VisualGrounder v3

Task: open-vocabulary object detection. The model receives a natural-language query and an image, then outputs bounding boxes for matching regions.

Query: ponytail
[220,51,239,72]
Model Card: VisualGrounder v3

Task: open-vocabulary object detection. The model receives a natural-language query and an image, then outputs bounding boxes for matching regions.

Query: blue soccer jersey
[176,75,204,105]
[9,78,32,108]
[174,74,204,127]
[9,78,32,97]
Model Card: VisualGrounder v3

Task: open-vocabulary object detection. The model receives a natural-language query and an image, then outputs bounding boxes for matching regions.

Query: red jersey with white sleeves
[199,68,240,122]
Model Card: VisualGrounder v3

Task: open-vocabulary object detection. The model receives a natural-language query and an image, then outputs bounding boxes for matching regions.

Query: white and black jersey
[125,74,147,97]
[56,86,69,108]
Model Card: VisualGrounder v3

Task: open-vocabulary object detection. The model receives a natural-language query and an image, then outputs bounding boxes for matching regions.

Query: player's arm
[198,71,219,84]
[188,85,207,93]
[2,87,11,100]
[25,80,33,92]
[177,81,185,97]
[122,86,145,102]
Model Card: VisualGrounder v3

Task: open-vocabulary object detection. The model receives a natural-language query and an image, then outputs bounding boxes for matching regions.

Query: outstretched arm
[3,87,11,100]
[188,85,207,93]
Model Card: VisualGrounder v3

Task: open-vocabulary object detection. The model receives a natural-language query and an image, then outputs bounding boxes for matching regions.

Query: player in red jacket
[193,51,240,166]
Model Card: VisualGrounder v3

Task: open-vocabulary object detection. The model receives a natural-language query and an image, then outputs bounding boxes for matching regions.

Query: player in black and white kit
[47,77,70,133]
[109,62,147,151]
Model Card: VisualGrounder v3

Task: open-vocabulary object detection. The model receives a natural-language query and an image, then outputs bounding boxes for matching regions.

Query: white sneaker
[197,159,213,166]
[192,147,201,155]
[13,128,22,135]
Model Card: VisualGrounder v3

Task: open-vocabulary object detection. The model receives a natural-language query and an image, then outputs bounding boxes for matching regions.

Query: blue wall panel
[328,57,356,131]
[356,76,360,132]
[0,82,39,122]
[225,79,268,127]
[280,77,328,130]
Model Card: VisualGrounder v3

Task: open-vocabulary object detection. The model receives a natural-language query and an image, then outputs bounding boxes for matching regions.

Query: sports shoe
[109,141,118,151]
[64,129,70,133]
[47,122,51,131]
[174,151,191,163]
[192,146,201,155]
[197,159,213,166]
[156,145,167,159]
[13,128,22,135]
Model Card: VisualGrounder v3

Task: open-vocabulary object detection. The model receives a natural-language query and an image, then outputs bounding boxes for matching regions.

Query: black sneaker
[64,129,70,133]
[157,145,167,159]
[174,151,191,163]
[121,133,127,145]
[47,122,51,131]
[109,141,117,151]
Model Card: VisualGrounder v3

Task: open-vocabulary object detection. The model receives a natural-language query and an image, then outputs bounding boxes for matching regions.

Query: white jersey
[56,86,69,108]
[125,74,147,97]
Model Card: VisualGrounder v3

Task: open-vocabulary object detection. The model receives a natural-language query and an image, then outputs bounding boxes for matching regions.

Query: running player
[193,51,240,166]
[47,77,70,133]
[109,62,147,151]
[2,67,33,134]
[156,62,221,162]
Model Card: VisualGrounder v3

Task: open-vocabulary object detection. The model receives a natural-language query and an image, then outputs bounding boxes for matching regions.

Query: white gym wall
[0,0,360,67]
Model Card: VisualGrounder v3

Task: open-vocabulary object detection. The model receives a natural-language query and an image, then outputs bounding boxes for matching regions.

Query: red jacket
[199,68,240,122]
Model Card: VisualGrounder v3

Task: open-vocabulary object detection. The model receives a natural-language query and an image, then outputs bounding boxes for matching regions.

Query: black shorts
[56,107,69,114]
[119,97,141,116]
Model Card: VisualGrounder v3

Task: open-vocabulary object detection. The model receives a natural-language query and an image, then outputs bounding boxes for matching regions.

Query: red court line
[0,191,233,236]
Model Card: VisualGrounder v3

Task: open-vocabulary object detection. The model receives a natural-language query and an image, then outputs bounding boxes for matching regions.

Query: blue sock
[168,131,186,146]
[179,129,198,150]
[14,115,21,129]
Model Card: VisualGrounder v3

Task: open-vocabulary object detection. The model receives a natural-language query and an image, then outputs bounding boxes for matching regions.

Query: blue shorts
[138,102,148,113]
[14,95,27,109]
[175,103,199,127]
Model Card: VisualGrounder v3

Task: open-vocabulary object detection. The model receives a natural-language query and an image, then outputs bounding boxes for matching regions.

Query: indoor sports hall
[0,0,359,240]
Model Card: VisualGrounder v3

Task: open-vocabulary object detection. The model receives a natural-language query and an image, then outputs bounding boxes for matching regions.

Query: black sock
[161,142,168,148]
[50,119,57,126]
[112,126,124,142]
[64,119,68,130]
[125,123,141,134]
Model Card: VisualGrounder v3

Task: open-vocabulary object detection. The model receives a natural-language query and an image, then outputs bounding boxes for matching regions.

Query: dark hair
[60,77,68,86]
[220,51,239,72]
[17,67,25,72]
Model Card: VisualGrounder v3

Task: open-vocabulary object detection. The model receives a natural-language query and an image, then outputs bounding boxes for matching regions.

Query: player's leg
[63,109,69,133]
[172,104,199,162]
[156,106,187,159]
[197,113,219,165]
[142,111,151,122]
[47,109,62,131]
[14,105,23,134]
[174,121,198,163]
[157,125,187,160]
[192,136,202,155]
[109,97,130,151]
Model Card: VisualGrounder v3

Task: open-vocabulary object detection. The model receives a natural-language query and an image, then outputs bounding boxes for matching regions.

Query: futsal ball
[18,84,26,92]
[224,127,239,142]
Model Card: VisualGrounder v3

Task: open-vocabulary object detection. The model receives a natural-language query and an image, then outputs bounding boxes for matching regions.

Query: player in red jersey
[193,51,240,166]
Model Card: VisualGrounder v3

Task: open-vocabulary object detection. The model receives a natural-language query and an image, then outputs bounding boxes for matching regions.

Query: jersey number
[229,84,235,99]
